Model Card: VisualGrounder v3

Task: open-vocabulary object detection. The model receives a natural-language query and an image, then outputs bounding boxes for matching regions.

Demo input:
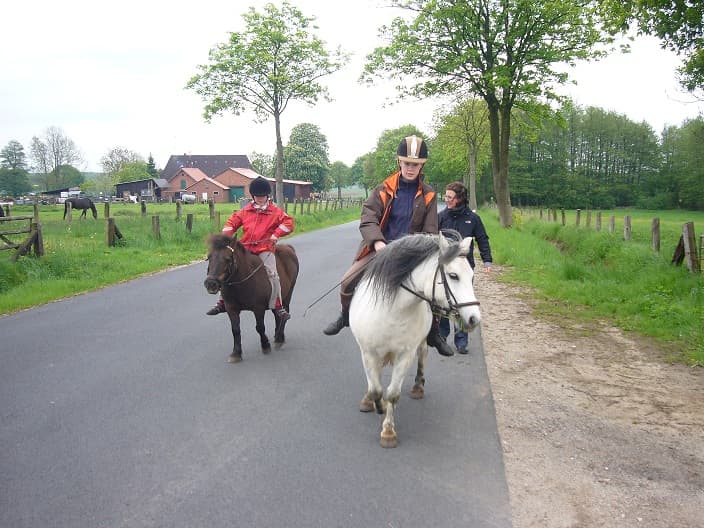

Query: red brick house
[186,177,230,203]
[163,168,207,201]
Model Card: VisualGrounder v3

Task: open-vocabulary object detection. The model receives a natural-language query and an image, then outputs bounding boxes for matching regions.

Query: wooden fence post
[683,222,700,272]
[32,221,44,257]
[176,200,182,220]
[306,198,311,215]
[66,201,73,223]
[560,208,565,226]
[104,202,110,219]
[152,215,160,240]
[33,203,39,221]
[140,200,147,217]
[208,200,215,220]
[575,209,581,227]
[106,218,116,247]
[186,213,193,233]
[596,211,602,231]
[609,215,615,233]
[651,218,660,252]
[586,209,591,228]
[624,215,632,241]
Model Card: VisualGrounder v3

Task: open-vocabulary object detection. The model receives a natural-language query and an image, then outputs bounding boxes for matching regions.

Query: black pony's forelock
[208,233,233,250]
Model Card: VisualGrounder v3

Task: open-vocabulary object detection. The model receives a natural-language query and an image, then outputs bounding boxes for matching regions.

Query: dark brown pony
[204,233,299,363]
[64,197,97,219]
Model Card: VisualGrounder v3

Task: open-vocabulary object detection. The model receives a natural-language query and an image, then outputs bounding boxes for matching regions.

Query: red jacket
[221,201,294,254]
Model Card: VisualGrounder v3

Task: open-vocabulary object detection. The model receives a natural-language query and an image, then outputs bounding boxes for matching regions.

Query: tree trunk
[496,105,513,227]
[486,101,512,227]
[468,145,478,211]
[274,111,285,207]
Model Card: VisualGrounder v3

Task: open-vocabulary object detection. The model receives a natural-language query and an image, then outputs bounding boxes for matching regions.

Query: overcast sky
[2,0,702,173]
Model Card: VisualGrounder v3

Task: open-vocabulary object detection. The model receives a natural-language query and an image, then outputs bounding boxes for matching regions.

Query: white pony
[349,231,482,448]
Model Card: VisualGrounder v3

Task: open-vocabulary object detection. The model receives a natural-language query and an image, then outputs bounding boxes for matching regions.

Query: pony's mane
[364,233,462,304]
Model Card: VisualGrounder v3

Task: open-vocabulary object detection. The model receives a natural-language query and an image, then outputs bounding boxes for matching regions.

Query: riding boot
[323,310,349,335]
[427,316,454,356]
[206,298,226,315]
[273,298,291,322]
[323,292,352,335]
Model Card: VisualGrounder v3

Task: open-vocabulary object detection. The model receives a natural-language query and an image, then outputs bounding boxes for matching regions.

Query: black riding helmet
[249,176,272,197]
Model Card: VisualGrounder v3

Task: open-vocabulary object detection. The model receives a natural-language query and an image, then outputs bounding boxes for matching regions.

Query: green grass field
[487,207,704,365]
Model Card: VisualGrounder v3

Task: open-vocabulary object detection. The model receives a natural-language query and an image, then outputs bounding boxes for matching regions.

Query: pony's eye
[448,272,459,280]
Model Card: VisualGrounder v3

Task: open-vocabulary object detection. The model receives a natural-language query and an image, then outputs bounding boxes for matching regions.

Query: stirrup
[274,307,291,322]
[323,312,348,336]
[206,301,226,315]
[427,331,454,357]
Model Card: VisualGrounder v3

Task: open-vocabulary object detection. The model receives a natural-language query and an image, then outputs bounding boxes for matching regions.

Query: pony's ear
[459,237,474,256]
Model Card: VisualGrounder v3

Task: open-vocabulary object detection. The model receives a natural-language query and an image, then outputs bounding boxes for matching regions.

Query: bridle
[211,244,264,286]
[400,260,480,318]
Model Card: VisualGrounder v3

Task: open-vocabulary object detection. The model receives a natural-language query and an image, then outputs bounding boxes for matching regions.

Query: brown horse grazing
[204,233,299,363]
[64,197,97,219]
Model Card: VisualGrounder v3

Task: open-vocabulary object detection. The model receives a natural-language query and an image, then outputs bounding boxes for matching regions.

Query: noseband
[400,261,480,318]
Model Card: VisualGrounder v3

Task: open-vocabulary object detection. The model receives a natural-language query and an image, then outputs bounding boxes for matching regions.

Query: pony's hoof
[262,345,272,355]
[273,340,283,350]
[227,355,242,364]
[380,432,398,448]
[359,398,375,413]
[409,385,425,399]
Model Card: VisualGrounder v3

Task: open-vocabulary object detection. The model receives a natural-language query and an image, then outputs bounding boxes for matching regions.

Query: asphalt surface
[0,221,512,528]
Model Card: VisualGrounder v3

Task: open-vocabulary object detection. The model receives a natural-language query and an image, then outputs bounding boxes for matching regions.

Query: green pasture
[0,201,360,314]
[489,207,704,365]
[2,202,702,365]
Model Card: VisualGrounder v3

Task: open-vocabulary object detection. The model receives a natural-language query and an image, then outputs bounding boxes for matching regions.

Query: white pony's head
[437,231,481,331]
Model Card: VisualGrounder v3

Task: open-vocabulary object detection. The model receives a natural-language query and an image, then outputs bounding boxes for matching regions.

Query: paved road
[1,222,512,528]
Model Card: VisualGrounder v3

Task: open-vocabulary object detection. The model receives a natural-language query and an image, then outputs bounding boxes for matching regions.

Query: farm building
[162,168,208,201]
[114,178,169,201]
[186,177,230,204]
[159,154,313,203]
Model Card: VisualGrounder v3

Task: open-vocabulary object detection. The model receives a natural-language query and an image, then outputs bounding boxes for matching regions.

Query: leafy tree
[284,123,330,191]
[30,127,83,190]
[432,98,490,210]
[349,156,368,197]
[0,168,32,197]
[56,165,84,188]
[146,154,159,178]
[250,151,276,178]
[187,1,348,205]
[1,140,27,170]
[115,161,150,183]
[328,161,351,199]
[101,147,143,177]
[363,0,617,227]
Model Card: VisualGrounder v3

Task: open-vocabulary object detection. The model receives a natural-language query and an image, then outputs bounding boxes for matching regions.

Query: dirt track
[476,267,704,527]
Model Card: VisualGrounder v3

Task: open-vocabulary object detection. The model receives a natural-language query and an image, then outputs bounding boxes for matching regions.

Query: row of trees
[0,129,160,198]
[187,0,702,228]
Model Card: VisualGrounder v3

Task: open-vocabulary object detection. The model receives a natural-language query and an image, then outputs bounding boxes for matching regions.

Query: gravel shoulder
[476,267,704,527]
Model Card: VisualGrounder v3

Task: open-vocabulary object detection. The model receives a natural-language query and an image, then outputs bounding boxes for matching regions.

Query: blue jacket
[438,205,492,269]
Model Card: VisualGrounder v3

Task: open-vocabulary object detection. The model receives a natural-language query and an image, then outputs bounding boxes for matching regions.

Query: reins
[220,244,265,286]
[400,259,480,318]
